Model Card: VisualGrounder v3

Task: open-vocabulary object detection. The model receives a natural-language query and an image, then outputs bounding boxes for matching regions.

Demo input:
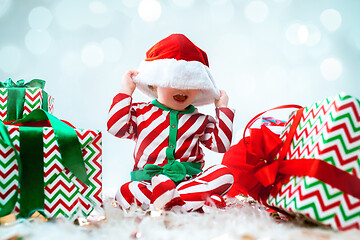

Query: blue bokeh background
[0,0,359,196]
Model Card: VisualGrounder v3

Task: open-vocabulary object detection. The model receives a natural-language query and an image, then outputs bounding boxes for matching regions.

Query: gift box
[266,93,360,230]
[0,78,54,121]
[0,110,102,220]
[223,94,360,231]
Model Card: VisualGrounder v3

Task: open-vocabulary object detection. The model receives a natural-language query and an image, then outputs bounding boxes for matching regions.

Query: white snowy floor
[1,199,359,240]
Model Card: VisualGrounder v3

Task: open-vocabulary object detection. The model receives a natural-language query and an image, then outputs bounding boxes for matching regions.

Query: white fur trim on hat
[133,59,220,106]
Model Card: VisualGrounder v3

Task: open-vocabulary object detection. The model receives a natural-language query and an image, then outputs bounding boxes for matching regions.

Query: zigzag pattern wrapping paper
[267,93,360,231]
[0,125,102,220]
[0,87,54,121]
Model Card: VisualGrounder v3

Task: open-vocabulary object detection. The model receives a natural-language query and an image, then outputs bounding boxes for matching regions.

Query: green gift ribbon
[0,78,48,121]
[131,161,202,183]
[14,109,89,185]
[18,126,44,218]
[0,78,46,88]
[0,109,88,218]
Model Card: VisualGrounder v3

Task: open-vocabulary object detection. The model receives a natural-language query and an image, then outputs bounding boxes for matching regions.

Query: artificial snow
[1,199,359,240]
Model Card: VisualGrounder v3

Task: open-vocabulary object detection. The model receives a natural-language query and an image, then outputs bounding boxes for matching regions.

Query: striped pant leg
[151,174,185,210]
[115,181,152,210]
[177,164,234,211]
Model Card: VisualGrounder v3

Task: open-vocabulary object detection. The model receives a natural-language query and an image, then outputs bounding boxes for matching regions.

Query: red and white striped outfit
[107,93,235,211]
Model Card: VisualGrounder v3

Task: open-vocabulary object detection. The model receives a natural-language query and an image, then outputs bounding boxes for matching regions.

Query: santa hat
[133,34,220,106]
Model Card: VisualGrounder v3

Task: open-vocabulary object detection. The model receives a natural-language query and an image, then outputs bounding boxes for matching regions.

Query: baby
[107,34,235,212]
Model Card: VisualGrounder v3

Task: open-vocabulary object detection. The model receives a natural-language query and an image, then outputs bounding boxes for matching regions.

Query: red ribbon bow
[223,107,360,203]
[224,125,289,202]
[246,125,283,186]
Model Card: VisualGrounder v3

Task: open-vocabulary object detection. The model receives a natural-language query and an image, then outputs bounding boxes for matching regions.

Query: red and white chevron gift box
[266,93,360,231]
[0,87,54,121]
[0,125,102,220]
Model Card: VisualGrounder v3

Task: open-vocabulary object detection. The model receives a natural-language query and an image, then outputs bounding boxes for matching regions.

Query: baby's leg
[151,174,185,210]
[115,181,152,210]
[177,164,234,211]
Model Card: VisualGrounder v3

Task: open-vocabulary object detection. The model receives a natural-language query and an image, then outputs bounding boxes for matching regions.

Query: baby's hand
[215,90,229,108]
[120,70,138,95]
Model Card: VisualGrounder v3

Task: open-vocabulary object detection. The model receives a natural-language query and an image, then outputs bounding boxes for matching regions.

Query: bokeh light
[306,24,321,46]
[0,46,22,73]
[0,0,12,18]
[88,1,113,28]
[28,6,53,30]
[25,29,52,55]
[101,38,123,63]
[286,23,322,46]
[297,25,309,44]
[81,44,104,67]
[245,1,269,23]
[138,0,162,22]
[285,23,303,45]
[320,58,343,81]
[320,9,342,31]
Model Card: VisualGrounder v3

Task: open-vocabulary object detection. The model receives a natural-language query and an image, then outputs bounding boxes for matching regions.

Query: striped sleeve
[200,107,235,153]
[107,92,137,140]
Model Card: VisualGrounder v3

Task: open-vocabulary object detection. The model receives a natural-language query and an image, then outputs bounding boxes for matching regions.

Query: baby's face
[155,87,198,111]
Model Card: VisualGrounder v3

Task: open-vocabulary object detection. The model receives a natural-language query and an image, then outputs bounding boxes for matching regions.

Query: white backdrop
[0,0,359,196]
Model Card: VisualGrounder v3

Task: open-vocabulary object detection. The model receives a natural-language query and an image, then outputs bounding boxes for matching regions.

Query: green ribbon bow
[143,161,187,183]
[0,78,48,121]
[0,109,88,218]
[0,78,46,89]
[131,160,202,183]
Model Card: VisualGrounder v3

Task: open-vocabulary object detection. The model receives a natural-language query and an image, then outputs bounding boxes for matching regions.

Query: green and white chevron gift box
[267,93,360,231]
[0,78,54,121]
[0,110,102,220]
